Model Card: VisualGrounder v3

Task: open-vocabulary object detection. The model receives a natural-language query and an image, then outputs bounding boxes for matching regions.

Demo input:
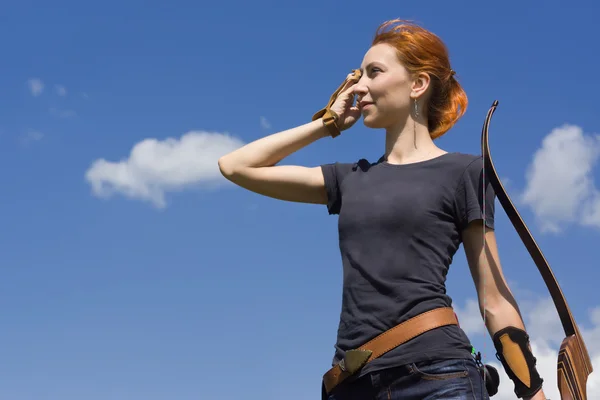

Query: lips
[360,101,374,109]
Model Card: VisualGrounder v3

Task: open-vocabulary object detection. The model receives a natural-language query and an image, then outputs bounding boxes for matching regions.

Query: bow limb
[481,100,593,400]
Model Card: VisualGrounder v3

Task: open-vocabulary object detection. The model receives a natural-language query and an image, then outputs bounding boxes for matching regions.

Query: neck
[384,117,444,164]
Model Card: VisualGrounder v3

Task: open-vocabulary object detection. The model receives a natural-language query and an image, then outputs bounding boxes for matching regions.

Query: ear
[410,72,431,100]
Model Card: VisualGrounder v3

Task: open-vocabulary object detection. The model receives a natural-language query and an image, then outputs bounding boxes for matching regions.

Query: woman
[218,19,547,400]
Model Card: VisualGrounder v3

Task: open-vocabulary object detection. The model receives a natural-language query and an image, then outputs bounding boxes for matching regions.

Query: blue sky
[2,1,600,399]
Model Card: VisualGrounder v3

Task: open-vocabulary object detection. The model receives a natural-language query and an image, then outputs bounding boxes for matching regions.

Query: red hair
[371,19,467,139]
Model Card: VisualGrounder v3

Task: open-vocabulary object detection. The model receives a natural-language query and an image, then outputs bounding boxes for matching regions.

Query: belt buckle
[339,349,373,375]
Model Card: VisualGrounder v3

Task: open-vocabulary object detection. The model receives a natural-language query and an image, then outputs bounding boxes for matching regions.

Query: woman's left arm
[462,220,547,400]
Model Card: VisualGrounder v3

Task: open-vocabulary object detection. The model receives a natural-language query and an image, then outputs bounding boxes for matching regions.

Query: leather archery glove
[312,69,362,138]
[493,326,544,398]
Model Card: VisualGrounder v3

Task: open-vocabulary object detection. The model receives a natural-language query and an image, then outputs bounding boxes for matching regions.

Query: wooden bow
[481,100,593,399]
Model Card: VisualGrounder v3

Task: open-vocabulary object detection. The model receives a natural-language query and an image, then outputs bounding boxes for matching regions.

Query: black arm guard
[493,326,544,398]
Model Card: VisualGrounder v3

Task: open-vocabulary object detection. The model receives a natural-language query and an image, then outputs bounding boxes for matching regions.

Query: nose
[353,78,368,101]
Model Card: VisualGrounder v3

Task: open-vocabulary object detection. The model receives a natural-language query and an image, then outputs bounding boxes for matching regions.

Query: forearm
[463,226,546,399]
[481,296,526,336]
[218,119,329,174]
[482,298,546,400]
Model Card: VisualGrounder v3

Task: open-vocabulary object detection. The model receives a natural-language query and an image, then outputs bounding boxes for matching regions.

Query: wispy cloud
[55,84,67,96]
[20,130,43,145]
[27,78,44,97]
[85,130,245,208]
[49,108,76,118]
[260,116,271,130]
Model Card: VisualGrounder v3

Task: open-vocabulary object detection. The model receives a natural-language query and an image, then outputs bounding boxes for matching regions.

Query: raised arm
[218,72,362,204]
[218,119,331,204]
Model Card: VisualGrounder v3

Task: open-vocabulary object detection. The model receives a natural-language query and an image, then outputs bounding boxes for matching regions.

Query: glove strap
[312,69,362,138]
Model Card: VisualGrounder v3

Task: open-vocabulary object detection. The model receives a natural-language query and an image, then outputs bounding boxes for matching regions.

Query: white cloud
[20,130,43,145]
[520,124,600,233]
[55,84,67,96]
[85,130,245,208]
[458,297,599,399]
[454,298,485,335]
[27,78,44,97]
[260,116,271,130]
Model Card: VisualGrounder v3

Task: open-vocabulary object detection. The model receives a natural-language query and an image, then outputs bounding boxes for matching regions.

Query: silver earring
[413,98,418,149]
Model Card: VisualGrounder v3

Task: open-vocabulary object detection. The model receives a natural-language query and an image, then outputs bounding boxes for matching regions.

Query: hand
[328,73,361,132]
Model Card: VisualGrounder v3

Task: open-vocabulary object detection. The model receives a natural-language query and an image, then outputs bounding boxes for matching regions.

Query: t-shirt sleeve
[454,157,496,230]
[320,162,355,215]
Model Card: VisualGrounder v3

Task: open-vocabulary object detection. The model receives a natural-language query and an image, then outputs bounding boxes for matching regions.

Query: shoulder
[443,152,496,229]
[435,152,485,184]
[427,153,488,202]
[319,157,379,215]
[320,157,380,181]
[441,152,483,171]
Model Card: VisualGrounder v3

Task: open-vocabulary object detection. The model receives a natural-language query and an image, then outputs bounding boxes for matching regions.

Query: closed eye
[359,64,383,76]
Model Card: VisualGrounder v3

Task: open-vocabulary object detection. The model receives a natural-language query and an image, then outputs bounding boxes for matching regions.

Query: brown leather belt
[322,307,459,395]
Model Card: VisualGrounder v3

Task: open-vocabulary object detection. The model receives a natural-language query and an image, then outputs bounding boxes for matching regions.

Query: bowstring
[482,145,488,390]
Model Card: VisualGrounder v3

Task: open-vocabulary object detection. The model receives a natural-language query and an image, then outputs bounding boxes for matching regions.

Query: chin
[362,113,386,129]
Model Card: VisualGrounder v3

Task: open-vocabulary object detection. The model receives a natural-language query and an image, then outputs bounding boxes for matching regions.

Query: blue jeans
[325,358,490,400]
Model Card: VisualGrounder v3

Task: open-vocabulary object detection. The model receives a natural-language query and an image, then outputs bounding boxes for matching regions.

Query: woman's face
[355,43,427,129]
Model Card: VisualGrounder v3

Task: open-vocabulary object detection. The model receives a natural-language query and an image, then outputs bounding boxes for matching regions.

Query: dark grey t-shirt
[320,152,495,378]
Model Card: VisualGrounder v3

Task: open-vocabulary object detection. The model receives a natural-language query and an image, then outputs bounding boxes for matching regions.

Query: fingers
[339,78,356,95]
[343,107,362,128]
[341,71,360,91]
[337,80,362,111]
[329,72,361,119]
[339,79,359,99]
